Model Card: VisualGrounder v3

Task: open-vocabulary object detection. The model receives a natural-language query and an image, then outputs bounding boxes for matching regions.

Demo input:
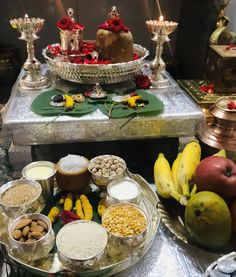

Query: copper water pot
[197,96,236,152]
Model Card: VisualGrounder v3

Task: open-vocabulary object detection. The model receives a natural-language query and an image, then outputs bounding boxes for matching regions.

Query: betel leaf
[98,89,164,118]
[31,89,97,117]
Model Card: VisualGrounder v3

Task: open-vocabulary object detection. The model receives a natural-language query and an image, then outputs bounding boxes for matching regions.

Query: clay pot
[56,157,90,193]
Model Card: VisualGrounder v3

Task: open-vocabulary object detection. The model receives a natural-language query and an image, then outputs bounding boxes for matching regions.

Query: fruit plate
[157,197,236,254]
[0,172,160,277]
[42,43,149,84]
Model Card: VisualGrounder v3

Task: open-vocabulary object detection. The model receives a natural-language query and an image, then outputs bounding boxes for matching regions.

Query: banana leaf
[98,89,164,118]
[31,89,97,117]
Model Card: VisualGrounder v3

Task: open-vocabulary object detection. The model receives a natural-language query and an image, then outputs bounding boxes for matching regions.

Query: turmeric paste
[80,194,93,220]
[64,193,73,211]
[47,206,60,223]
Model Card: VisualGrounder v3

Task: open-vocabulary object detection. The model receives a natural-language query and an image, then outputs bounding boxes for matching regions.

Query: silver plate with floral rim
[42,43,149,84]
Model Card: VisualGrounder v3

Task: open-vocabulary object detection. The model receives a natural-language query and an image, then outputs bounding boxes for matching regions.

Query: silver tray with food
[42,43,149,84]
[0,154,160,277]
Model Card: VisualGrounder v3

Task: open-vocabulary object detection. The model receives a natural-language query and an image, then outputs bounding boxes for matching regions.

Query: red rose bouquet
[98,18,129,33]
[56,16,84,31]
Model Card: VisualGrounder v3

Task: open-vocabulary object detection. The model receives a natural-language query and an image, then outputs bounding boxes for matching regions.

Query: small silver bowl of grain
[102,203,148,248]
[88,155,127,189]
[8,213,55,261]
[56,220,108,270]
[0,179,42,218]
[107,177,141,205]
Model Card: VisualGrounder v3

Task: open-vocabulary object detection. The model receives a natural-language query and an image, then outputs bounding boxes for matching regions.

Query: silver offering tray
[0,173,160,276]
[42,43,149,84]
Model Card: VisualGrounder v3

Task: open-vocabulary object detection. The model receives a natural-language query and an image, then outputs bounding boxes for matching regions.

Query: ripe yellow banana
[171,152,183,194]
[154,153,187,205]
[213,149,226,157]
[177,140,201,197]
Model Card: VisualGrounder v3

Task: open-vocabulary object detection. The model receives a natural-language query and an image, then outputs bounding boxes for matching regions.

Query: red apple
[195,156,236,199]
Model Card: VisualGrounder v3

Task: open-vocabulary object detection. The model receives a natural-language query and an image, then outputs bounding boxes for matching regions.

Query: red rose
[227,101,236,110]
[98,18,129,33]
[56,16,75,30]
[200,83,215,94]
[74,23,84,30]
[107,18,125,32]
[135,75,151,89]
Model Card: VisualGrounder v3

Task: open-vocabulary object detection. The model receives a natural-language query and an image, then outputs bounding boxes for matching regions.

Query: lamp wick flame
[159,15,164,22]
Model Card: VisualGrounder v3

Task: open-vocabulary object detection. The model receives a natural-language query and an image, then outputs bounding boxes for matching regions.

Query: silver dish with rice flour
[0,179,42,218]
[56,220,108,271]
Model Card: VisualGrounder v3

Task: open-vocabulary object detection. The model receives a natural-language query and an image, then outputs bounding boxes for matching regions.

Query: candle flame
[25,14,29,19]
[159,15,164,22]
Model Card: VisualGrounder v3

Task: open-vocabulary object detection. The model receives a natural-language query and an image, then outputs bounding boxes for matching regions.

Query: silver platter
[157,198,236,254]
[0,173,160,276]
[42,43,149,84]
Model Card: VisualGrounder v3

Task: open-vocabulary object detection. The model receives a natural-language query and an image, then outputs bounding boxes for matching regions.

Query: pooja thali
[0,172,160,277]
[42,43,149,84]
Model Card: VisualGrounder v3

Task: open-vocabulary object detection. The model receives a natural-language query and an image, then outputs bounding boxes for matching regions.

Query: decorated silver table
[2,66,203,171]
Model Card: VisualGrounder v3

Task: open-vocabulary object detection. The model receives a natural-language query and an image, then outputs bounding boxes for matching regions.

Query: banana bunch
[154,153,187,206]
[154,140,227,205]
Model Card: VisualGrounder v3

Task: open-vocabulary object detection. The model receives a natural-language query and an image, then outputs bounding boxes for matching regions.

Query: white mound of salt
[59,154,88,173]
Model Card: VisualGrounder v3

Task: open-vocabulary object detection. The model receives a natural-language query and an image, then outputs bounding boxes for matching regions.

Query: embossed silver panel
[2,68,203,146]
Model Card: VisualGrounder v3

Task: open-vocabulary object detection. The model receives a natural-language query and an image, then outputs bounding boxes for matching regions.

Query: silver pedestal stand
[146,17,178,89]
[10,14,50,90]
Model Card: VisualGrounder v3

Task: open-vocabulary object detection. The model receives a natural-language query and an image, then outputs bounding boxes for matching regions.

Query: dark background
[0,0,220,102]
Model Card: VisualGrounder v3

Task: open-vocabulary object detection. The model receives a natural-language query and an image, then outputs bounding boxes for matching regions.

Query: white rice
[59,155,88,173]
[57,221,107,260]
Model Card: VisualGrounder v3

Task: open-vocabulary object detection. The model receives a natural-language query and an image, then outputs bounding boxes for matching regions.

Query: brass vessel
[197,96,236,155]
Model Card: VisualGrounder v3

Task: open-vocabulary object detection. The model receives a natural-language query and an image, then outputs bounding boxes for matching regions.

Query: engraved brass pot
[197,96,236,153]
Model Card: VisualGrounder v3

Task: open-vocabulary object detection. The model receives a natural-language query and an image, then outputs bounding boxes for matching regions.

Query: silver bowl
[56,220,108,270]
[88,155,127,189]
[42,43,149,84]
[8,213,55,261]
[107,177,141,206]
[102,203,148,248]
[22,161,57,203]
[0,179,42,218]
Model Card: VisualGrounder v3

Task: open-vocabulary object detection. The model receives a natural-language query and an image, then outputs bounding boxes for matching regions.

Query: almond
[30,231,44,239]
[15,219,31,230]
[30,225,44,233]
[13,229,22,240]
[37,220,48,231]
[22,225,30,237]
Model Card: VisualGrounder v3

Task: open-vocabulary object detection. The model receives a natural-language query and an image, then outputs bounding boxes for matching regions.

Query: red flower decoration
[98,18,129,33]
[85,90,91,97]
[58,210,80,225]
[227,101,236,110]
[56,16,84,31]
[56,16,75,30]
[74,23,84,30]
[200,84,215,94]
[134,75,151,89]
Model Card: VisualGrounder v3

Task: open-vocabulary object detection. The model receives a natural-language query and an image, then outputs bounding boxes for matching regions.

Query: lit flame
[159,15,164,22]
[25,14,29,19]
